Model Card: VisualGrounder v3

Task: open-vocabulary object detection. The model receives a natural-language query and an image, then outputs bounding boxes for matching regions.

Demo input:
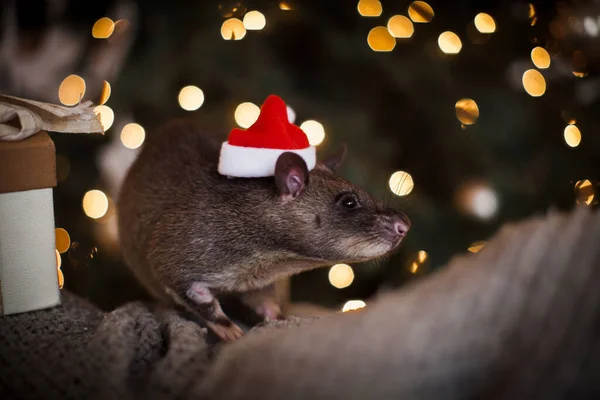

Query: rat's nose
[393,213,411,238]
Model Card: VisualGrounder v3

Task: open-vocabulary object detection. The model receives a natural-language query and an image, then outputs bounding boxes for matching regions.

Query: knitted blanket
[1,207,599,399]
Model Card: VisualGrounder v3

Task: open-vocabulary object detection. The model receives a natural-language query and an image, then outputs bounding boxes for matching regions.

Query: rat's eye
[338,193,360,209]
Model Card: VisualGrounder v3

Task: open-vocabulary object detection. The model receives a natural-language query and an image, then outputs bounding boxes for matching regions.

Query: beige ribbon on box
[0,94,104,140]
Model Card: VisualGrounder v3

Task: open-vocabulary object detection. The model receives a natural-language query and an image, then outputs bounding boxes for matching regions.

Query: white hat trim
[218,142,316,178]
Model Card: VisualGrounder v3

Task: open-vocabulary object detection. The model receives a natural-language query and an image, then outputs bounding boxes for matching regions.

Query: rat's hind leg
[172,282,244,341]
[240,283,285,322]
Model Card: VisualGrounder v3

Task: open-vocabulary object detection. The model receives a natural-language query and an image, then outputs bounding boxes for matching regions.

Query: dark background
[1,0,598,312]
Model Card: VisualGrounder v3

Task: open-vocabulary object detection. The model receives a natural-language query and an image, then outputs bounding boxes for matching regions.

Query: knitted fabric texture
[1,207,599,400]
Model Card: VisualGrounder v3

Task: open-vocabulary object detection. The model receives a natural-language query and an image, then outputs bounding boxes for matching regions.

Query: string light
[58,75,86,106]
[564,124,581,147]
[389,171,414,196]
[178,85,204,111]
[83,190,109,219]
[410,261,419,273]
[455,98,479,125]
[468,241,486,253]
[56,249,64,289]
[221,18,246,40]
[357,0,382,17]
[55,228,71,254]
[300,120,326,145]
[92,17,115,39]
[93,105,114,131]
[120,123,146,149]
[367,26,396,52]
[98,81,111,105]
[342,300,366,312]
[408,1,434,23]
[575,180,594,205]
[417,250,428,263]
[438,31,462,54]
[522,69,546,97]
[387,15,414,38]
[243,11,266,30]
[474,13,496,33]
[235,102,260,128]
[457,182,498,220]
[328,264,354,289]
[531,47,551,69]
[279,2,292,10]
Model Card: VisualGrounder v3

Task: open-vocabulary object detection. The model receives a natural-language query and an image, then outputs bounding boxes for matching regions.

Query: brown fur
[117,119,409,338]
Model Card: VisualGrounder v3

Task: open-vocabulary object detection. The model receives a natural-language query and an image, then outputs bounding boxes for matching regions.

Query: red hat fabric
[218,95,316,178]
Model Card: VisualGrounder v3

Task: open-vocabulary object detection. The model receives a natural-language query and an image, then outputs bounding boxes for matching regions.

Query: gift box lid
[0,131,56,194]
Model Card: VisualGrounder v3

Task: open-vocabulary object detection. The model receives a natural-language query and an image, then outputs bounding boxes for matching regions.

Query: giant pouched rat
[117,116,410,341]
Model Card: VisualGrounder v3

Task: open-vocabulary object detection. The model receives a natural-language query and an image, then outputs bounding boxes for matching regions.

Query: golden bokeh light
[575,179,594,205]
[438,31,462,54]
[178,85,205,111]
[410,261,419,273]
[417,250,428,263]
[387,15,414,38]
[279,1,292,10]
[455,98,479,125]
[58,75,86,106]
[57,268,64,289]
[243,10,266,30]
[342,300,366,312]
[120,123,146,149]
[474,13,496,33]
[357,0,382,17]
[83,190,109,219]
[329,264,354,289]
[389,171,414,196]
[300,120,326,146]
[367,26,396,52]
[98,80,111,105]
[468,241,486,253]
[92,17,115,39]
[522,69,546,97]
[408,1,434,23]
[572,71,588,78]
[531,47,551,69]
[93,105,114,131]
[55,249,61,269]
[234,102,260,128]
[55,228,71,254]
[221,18,246,40]
[564,125,581,148]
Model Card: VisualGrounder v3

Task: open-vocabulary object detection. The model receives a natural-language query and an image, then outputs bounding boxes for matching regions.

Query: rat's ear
[275,152,309,202]
[320,144,347,172]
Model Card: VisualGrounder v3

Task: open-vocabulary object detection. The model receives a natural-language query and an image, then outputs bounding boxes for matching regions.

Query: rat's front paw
[206,320,245,342]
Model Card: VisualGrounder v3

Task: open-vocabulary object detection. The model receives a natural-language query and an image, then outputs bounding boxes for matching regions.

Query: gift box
[0,94,103,315]
[0,131,60,315]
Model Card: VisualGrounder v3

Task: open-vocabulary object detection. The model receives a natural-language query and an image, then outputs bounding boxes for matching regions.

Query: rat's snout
[393,212,411,238]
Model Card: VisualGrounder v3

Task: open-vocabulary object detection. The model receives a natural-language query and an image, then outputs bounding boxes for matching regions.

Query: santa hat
[218,95,316,178]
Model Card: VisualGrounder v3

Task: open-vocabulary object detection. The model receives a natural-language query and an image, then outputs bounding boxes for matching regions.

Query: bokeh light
[564,125,581,147]
[221,18,246,40]
[342,300,366,312]
[367,27,396,52]
[410,261,419,273]
[328,264,355,289]
[455,98,479,125]
[438,31,462,54]
[93,105,114,131]
[92,17,115,39]
[178,85,205,111]
[286,105,296,123]
[408,1,434,23]
[417,250,428,263]
[457,182,499,220]
[120,123,146,149]
[575,180,594,205]
[58,75,86,106]
[389,171,414,196]
[522,69,546,97]
[83,190,109,219]
[387,15,414,38]
[474,13,496,33]
[531,47,551,69]
[279,1,292,10]
[55,228,71,254]
[235,102,260,128]
[300,120,326,146]
[468,241,486,253]
[243,11,266,30]
[98,81,111,105]
[357,0,382,17]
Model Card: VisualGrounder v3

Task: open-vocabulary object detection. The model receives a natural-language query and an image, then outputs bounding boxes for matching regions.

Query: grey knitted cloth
[1,207,599,399]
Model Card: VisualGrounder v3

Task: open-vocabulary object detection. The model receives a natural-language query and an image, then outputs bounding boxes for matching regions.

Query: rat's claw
[207,321,245,342]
